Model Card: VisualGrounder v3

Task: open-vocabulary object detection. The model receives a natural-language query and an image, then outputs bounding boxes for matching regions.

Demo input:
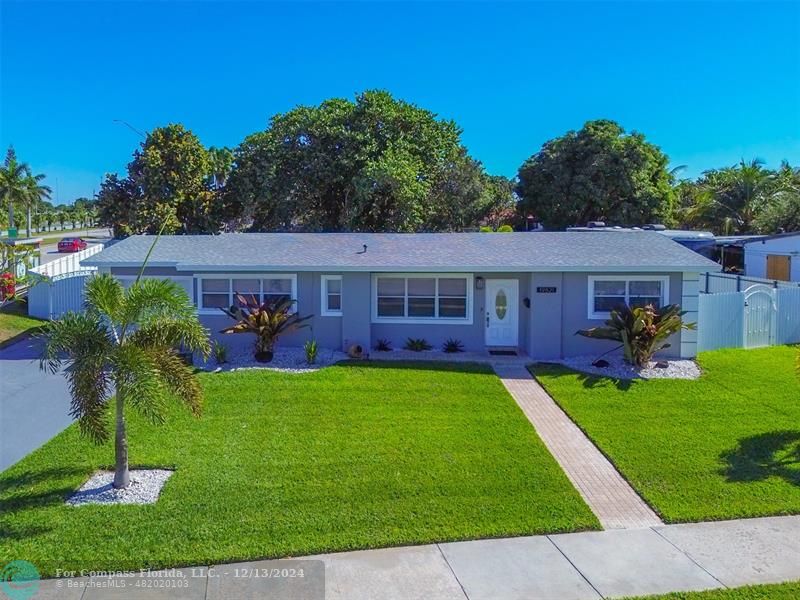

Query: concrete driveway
[0,337,74,472]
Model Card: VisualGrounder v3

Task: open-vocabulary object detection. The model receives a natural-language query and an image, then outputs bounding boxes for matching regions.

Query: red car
[57,237,88,252]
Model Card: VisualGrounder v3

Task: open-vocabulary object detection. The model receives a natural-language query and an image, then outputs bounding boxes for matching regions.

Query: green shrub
[304,339,318,364]
[442,338,464,353]
[576,303,695,367]
[404,338,432,352]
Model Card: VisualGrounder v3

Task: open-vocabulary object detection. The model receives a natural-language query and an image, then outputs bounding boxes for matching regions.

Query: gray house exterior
[84,232,719,359]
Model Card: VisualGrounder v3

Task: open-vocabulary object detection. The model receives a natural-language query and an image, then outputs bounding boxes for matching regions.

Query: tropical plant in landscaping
[404,337,432,352]
[442,338,465,353]
[40,273,210,489]
[576,303,694,367]
[220,296,312,362]
[304,339,318,364]
[212,341,228,365]
[374,338,392,352]
[0,272,15,304]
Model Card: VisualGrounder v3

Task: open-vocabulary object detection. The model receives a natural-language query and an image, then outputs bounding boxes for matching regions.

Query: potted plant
[220,295,312,363]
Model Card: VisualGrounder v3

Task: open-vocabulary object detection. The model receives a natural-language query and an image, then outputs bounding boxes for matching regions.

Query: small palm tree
[41,274,210,489]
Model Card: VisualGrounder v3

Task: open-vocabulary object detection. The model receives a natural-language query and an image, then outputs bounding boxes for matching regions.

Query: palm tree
[0,147,31,233]
[208,146,234,190]
[41,270,210,488]
[687,159,780,234]
[24,173,51,236]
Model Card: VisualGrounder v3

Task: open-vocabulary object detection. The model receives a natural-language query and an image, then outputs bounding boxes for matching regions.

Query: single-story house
[743,232,800,282]
[83,231,719,359]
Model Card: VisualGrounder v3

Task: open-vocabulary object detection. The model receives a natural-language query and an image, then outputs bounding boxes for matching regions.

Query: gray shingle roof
[84,232,720,272]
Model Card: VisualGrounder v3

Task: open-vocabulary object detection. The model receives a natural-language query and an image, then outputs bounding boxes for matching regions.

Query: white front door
[485,279,519,347]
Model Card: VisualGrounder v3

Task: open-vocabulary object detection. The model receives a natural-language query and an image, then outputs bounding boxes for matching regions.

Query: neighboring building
[743,232,800,282]
[83,232,719,359]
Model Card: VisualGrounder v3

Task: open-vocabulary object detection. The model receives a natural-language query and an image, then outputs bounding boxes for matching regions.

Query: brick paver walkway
[494,364,663,530]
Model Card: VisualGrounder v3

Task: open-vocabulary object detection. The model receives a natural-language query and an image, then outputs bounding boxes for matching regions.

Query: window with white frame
[197,275,296,312]
[321,275,342,316]
[588,276,669,319]
[373,274,472,323]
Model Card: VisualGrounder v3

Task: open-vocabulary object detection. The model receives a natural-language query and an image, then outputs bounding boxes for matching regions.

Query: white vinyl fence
[698,285,800,351]
[26,246,102,319]
[27,271,95,319]
[29,244,102,278]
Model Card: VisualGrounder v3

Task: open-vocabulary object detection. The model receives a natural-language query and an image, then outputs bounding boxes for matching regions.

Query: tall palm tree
[208,146,234,190]
[24,173,51,236]
[41,270,210,488]
[0,147,31,233]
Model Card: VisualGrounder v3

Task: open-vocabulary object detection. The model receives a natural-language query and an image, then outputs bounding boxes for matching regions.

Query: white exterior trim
[587,275,670,320]
[193,273,297,314]
[320,274,343,317]
[371,273,474,325]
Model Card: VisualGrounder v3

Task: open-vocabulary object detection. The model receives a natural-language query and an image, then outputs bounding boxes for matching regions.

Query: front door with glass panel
[485,279,519,347]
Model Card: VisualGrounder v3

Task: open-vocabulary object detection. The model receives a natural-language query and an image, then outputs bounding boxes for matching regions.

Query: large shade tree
[515,120,674,230]
[97,125,215,236]
[224,90,501,232]
[41,269,210,489]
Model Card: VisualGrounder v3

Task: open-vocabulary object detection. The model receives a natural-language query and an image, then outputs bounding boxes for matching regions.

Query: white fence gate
[743,286,775,348]
[698,286,800,351]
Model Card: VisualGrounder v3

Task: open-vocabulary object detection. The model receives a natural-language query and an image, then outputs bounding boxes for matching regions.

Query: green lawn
[532,345,800,523]
[0,361,598,576]
[0,301,44,347]
[627,581,800,599]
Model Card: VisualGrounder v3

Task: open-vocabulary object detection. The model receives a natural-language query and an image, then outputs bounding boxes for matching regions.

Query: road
[0,337,74,472]
[36,228,112,265]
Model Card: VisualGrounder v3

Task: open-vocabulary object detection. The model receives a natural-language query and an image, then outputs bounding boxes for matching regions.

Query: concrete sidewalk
[32,515,800,599]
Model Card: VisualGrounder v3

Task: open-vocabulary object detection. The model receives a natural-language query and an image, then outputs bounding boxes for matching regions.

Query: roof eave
[83,261,721,273]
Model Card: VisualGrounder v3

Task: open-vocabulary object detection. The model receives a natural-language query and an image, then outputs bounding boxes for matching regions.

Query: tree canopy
[97,124,216,236]
[88,103,797,238]
[676,160,800,235]
[515,120,674,230]
[225,90,509,232]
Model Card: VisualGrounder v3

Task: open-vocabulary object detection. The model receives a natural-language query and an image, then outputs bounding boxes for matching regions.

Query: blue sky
[2,1,799,204]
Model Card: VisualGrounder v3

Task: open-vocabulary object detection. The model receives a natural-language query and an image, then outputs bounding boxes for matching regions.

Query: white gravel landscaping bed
[66,469,173,506]
[552,355,701,380]
[205,346,348,374]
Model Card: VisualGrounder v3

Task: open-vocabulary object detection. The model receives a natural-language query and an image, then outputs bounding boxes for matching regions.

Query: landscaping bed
[0,361,598,576]
[531,346,800,523]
